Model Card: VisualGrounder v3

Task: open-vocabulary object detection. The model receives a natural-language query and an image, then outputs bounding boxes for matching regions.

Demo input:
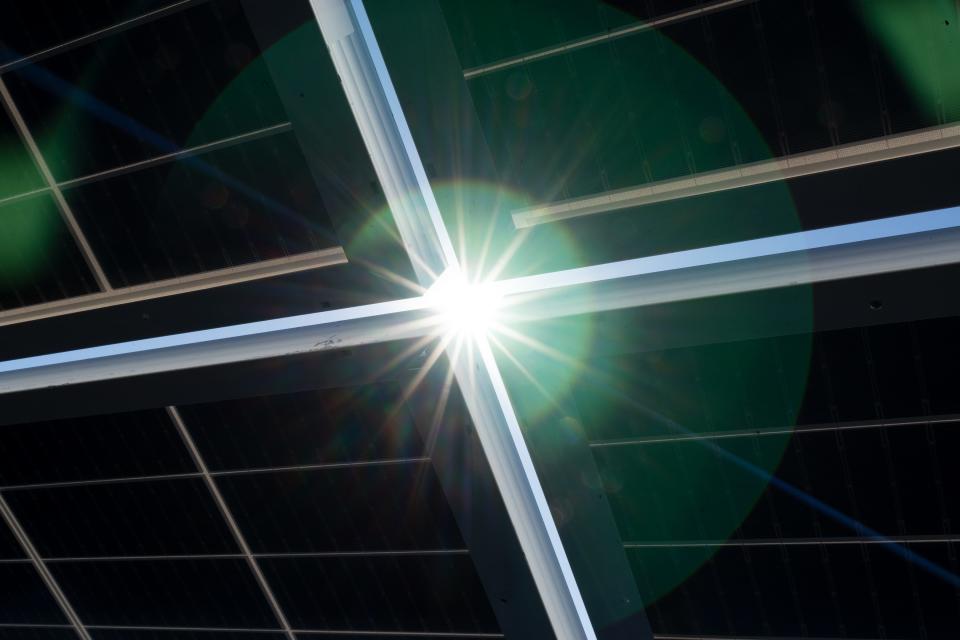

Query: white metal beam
[513,123,960,228]
[309,2,596,638]
[0,294,437,393]
[2,209,960,396]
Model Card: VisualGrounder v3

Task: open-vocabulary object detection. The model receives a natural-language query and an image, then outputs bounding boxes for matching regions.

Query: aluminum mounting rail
[0,247,346,327]
[2,207,960,396]
[309,2,596,638]
[514,123,960,228]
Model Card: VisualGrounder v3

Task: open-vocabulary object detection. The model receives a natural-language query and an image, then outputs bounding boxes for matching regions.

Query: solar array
[1,0,959,639]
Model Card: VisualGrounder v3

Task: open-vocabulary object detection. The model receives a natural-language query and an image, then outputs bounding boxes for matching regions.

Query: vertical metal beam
[310,2,595,637]
[166,407,296,640]
[0,493,92,640]
[0,77,112,291]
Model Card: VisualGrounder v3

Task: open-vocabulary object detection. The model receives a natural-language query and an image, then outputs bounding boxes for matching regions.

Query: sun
[426,267,503,337]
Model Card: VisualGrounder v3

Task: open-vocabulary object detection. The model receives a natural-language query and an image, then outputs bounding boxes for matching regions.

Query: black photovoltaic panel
[2,0,287,181]
[0,1,175,63]
[595,420,960,542]
[51,558,280,628]
[576,318,960,443]
[573,334,810,442]
[0,514,23,559]
[295,635,500,640]
[0,112,43,199]
[179,387,424,470]
[64,130,338,286]
[634,543,960,639]
[217,463,464,553]
[0,408,193,486]
[92,632,285,640]
[438,0,711,71]
[0,629,77,640]
[0,195,98,312]
[0,564,69,625]
[0,379,502,637]
[576,316,960,636]
[261,555,499,634]
[5,478,239,557]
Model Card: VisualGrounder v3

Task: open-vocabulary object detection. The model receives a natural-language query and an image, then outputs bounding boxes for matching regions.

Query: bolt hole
[869,299,883,311]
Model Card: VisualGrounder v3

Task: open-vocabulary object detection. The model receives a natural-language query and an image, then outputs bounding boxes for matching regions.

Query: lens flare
[426,267,503,337]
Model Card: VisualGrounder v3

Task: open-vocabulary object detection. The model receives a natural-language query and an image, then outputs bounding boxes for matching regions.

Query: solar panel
[1,0,960,638]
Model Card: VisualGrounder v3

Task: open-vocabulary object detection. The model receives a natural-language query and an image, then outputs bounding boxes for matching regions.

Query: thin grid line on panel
[623,534,960,548]
[0,533,957,564]
[0,494,92,640]
[587,414,960,447]
[167,406,296,640]
[0,77,111,290]
[0,123,294,209]
[100,626,503,638]
[0,0,209,74]
[0,456,432,492]
[461,0,756,78]
[0,549,471,563]
[0,623,506,637]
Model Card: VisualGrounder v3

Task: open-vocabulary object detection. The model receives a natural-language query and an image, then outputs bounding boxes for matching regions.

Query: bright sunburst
[425,267,504,338]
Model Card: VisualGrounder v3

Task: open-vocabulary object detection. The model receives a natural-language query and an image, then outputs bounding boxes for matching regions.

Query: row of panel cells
[468,0,958,203]
[0,556,498,633]
[574,317,960,442]
[595,420,960,543]
[0,387,423,486]
[634,543,960,639]
[0,630,498,640]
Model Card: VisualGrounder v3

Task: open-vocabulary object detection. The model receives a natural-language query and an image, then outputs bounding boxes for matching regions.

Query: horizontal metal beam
[2,208,960,394]
[498,208,960,324]
[462,0,755,79]
[513,123,960,228]
[0,247,347,327]
[0,294,436,393]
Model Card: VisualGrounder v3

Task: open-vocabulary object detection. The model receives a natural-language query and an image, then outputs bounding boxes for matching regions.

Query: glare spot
[426,267,503,337]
